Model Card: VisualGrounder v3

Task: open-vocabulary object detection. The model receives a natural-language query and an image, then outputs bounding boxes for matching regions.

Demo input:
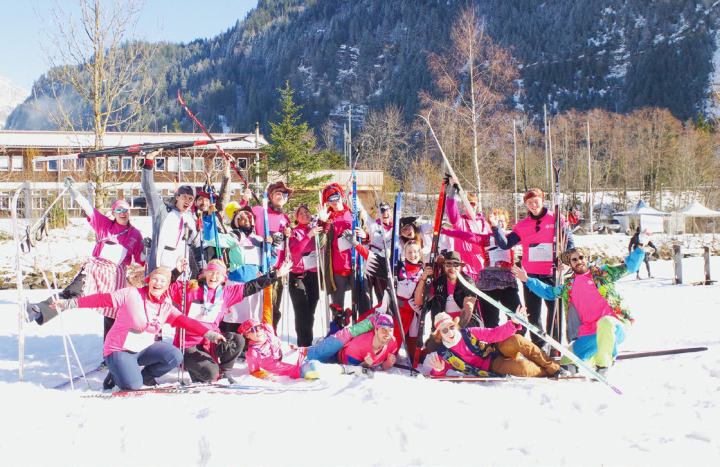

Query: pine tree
[266,81,332,207]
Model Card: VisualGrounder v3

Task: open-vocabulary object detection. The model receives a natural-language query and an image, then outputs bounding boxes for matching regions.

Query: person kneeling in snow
[52,268,226,391]
[513,239,649,377]
[240,315,382,380]
[426,309,562,378]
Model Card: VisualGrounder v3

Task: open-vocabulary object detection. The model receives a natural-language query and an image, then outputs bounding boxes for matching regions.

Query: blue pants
[573,318,626,366]
[305,335,344,363]
[105,341,183,391]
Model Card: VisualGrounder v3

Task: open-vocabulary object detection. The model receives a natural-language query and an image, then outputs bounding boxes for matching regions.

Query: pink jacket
[167,282,248,349]
[88,209,144,266]
[246,323,305,379]
[323,206,353,275]
[445,198,490,279]
[77,287,209,357]
[430,321,521,376]
[289,224,319,273]
[251,205,290,265]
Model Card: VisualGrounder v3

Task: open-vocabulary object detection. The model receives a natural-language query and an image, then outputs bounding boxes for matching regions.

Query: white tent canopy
[613,200,670,233]
[614,200,671,217]
[672,200,720,218]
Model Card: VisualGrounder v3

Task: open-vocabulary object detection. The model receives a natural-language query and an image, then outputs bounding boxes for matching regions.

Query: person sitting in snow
[426,309,563,378]
[513,236,650,377]
[50,268,226,391]
[337,314,399,371]
[240,316,378,381]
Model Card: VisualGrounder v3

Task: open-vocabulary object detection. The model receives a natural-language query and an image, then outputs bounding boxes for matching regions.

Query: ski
[390,191,403,272]
[350,149,363,323]
[616,347,708,360]
[34,136,250,162]
[430,375,586,382]
[456,274,622,395]
[53,363,108,390]
[11,186,26,381]
[413,181,446,368]
[82,381,331,398]
[549,161,565,352]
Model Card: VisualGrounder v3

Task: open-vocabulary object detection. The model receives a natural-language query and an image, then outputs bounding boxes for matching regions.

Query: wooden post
[704,246,711,285]
[673,244,682,285]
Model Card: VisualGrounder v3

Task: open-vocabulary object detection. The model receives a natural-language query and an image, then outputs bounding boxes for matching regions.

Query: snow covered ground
[0,221,719,466]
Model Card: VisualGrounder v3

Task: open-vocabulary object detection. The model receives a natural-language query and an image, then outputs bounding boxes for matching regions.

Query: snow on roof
[672,200,720,218]
[614,200,670,217]
[0,130,268,150]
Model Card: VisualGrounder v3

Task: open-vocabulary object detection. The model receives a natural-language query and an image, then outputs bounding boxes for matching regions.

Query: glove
[340,229,360,247]
[142,237,152,249]
[55,298,78,311]
[203,330,225,343]
[271,232,285,247]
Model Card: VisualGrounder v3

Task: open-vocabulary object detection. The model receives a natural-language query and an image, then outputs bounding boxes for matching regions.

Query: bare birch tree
[421,5,518,210]
[38,0,156,206]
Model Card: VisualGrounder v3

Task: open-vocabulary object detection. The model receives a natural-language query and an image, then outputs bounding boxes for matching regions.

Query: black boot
[102,373,115,390]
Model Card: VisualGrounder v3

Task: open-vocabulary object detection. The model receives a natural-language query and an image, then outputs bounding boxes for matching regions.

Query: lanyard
[201,284,224,316]
[141,291,163,331]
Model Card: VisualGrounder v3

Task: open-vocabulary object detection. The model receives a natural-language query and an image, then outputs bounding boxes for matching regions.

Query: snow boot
[103,373,115,390]
[24,299,41,323]
[595,366,609,378]
[560,364,578,376]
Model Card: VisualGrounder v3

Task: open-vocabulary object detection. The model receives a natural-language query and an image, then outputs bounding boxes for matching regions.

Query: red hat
[239,318,261,336]
[322,183,345,203]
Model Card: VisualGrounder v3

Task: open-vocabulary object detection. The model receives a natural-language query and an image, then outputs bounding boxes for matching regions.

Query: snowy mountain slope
[0,76,29,129]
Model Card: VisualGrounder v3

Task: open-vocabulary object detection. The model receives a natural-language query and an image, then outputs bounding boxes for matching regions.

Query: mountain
[0,77,29,129]
[6,0,720,135]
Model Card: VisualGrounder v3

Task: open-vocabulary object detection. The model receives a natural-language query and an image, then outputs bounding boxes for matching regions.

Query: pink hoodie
[445,197,490,279]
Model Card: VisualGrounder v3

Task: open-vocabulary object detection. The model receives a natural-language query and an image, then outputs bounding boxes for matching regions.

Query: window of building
[167,157,179,172]
[76,159,85,171]
[34,160,43,171]
[194,158,205,172]
[181,157,192,172]
[155,157,166,171]
[213,157,223,171]
[122,156,133,172]
[135,157,144,171]
[0,156,9,171]
[62,159,74,172]
[108,157,120,172]
[12,156,24,171]
[236,157,248,170]
[48,160,58,172]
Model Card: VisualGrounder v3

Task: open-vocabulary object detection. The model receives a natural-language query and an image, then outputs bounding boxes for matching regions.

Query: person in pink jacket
[490,188,575,346]
[445,178,491,281]
[27,178,144,350]
[426,308,562,378]
[318,183,354,309]
[338,314,399,370]
[241,316,374,381]
[169,259,291,383]
[288,205,325,346]
[52,268,226,391]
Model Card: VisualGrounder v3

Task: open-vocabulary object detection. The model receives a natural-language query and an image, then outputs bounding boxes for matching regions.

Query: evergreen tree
[266,81,332,207]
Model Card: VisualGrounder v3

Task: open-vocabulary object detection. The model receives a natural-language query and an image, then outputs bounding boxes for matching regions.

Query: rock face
[0,77,29,129]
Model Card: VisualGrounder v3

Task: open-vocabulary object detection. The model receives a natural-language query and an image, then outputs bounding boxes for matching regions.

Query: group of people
[24,150,652,390]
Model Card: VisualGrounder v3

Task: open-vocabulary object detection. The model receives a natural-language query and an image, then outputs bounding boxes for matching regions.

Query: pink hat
[111,199,131,211]
[239,318,262,336]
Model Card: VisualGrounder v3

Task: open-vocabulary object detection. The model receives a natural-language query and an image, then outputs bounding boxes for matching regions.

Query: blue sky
[0,0,259,90]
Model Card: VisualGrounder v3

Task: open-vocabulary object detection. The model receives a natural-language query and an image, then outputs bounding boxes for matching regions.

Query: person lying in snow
[426,309,563,378]
[50,268,226,391]
[240,314,398,381]
[514,239,649,377]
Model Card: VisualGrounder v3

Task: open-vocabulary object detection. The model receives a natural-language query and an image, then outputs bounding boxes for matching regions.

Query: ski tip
[612,386,623,395]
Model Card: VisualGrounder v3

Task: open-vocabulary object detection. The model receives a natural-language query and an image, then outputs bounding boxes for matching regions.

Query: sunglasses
[248,325,264,334]
[441,324,458,335]
[273,192,289,198]
[445,262,461,268]
[535,219,542,232]
[113,208,129,214]
[570,255,586,263]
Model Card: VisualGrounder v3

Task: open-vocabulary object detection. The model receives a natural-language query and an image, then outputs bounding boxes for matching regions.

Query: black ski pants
[480,286,522,329]
[183,332,245,383]
[522,274,559,347]
[289,271,320,347]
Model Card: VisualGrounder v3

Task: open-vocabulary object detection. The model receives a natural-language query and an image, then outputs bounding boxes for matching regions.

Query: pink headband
[201,262,228,281]
[435,315,454,331]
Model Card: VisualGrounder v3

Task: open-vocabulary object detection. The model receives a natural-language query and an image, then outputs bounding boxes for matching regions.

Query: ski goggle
[445,262,462,268]
[113,208,129,214]
[327,194,341,202]
[247,325,263,334]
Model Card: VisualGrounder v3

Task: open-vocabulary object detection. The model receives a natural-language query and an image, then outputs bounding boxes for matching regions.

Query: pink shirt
[430,321,521,376]
[88,209,144,266]
[445,198,490,279]
[324,206,353,275]
[338,332,399,367]
[167,282,248,348]
[251,205,291,264]
[511,211,566,275]
[570,271,616,337]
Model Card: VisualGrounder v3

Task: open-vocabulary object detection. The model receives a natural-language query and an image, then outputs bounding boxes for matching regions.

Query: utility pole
[512,120,518,224]
[587,121,594,233]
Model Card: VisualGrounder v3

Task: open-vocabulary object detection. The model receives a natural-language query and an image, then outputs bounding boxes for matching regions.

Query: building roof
[672,200,720,218]
[0,130,268,150]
